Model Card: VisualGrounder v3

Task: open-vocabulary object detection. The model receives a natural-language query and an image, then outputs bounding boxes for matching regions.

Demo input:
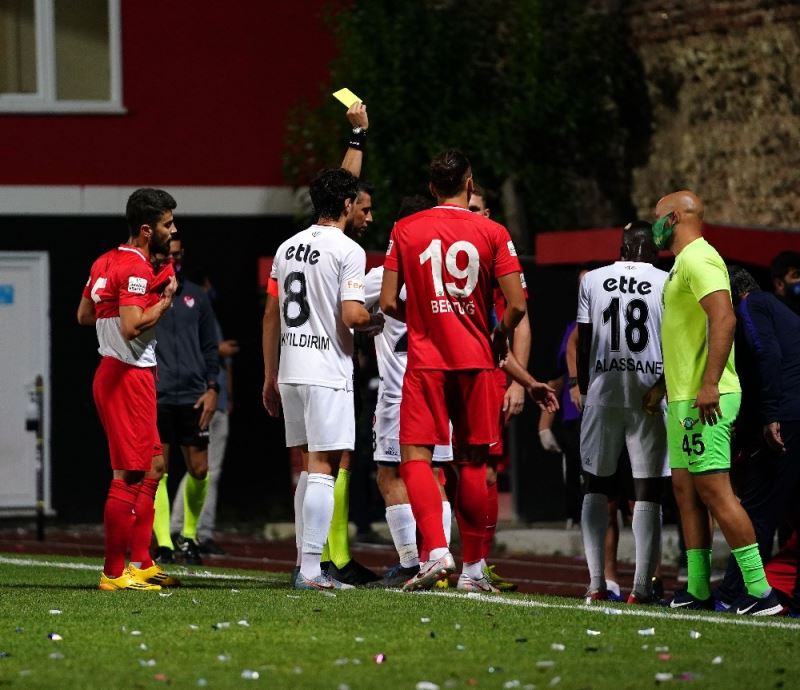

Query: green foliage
[284,0,651,249]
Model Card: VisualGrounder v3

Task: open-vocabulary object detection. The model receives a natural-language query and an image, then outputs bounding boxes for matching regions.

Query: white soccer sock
[463,560,483,580]
[300,473,335,579]
[442,501,452,547]
[386,503,419,568]
[632,500,662,596]
[429,547,449,561]
[294,471,308,567]
[581,493,609,592]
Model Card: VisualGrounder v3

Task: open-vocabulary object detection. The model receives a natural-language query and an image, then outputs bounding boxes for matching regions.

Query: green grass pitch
[1,554,798,689]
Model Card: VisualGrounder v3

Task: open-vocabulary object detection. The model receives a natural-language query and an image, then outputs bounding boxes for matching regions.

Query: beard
[150,233,171,256]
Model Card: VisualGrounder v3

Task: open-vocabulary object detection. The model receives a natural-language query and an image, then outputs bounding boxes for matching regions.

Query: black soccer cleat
[732,590,786,616]
[153,546,175,565]
[326,559,381,585]
[367,563,421,589]
[198,538,226,556]
[668,589,714,611]
[175,535,203,565]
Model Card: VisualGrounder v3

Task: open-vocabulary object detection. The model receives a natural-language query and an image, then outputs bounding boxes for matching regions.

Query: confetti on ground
[374,654,386,664]
[188,624,199,630]
[153,674,169,682]
[416,682,440,690]
[354,636,364,642]
[655,672,673,682]
[197,679,208,687]
[454,623,462,630]
[420,617,431,623]
[658,653,672,661]
[49,609,62,615]
[536,660,555,669]
[237,620,250,627]
[549,676,561,686]
[47,633,62,641]
[586,630,601,636]
[241,670,259,680]
[712,656,723,665]
[551,643,565,651]
[212,622,231,630]
[638,627,655,636]
[217,655,230,662]
[503,682,521,689]
[48,652,64,660]
[231,589,240,594]
[642,645,649,650]
[158,592,173,598]
[130,630,142,636]
[456,644,466,651]
[138,643,148,651]
[689,630,702,639]
[655,646,669,652]
[603,607,623,615]
[286,595,300,599]
[138,659,156,667]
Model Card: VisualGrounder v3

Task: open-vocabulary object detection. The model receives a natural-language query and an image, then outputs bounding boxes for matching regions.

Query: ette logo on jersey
[423,239,479,316]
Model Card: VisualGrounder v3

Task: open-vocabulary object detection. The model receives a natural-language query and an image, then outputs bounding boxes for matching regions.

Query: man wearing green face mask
[650,190,783,615]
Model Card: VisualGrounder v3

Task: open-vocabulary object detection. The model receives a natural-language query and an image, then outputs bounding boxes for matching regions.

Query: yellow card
[332,88,361,108]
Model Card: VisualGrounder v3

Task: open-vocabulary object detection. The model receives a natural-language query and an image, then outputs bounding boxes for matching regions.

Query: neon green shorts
[667,393,741,474]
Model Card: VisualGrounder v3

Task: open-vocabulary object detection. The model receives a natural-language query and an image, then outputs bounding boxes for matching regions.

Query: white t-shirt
[365,267,408,402]
[577,261,667,408]
[272,225,366,390]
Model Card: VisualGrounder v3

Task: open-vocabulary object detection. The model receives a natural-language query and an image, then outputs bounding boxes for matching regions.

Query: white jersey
[272,224,366,390]
[577,261,667,408]
[364,266,406,402]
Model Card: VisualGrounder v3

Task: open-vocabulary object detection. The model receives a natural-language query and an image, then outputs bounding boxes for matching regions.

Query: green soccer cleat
[483,564,518,592]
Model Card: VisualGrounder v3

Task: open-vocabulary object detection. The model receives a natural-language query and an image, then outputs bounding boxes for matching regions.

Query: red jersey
[82,246,174,367]
[384,205,521,371]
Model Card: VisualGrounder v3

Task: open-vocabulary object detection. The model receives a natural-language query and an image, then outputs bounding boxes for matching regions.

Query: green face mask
[651,212,675,250]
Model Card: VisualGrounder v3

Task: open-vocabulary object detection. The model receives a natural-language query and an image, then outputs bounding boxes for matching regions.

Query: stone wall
[624,0,800,226]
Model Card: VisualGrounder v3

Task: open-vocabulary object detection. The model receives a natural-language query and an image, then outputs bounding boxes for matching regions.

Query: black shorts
[157,403,210,450]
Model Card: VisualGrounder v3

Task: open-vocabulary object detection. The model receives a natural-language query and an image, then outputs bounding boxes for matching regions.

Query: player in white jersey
[364,195,455,587]
[262,167,383,591]
[576,221,670,604]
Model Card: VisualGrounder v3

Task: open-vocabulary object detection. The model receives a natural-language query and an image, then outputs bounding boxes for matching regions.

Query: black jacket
[155,279,220,405]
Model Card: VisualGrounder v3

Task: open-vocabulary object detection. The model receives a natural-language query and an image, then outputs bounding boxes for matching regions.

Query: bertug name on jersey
[280,332,331,351]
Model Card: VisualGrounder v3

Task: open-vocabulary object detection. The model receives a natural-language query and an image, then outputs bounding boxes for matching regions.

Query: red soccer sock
[103,479,139,577]
[400,460,447,557]
[130,477,159,569]
[483,481,498,560]
[455,462,489,564]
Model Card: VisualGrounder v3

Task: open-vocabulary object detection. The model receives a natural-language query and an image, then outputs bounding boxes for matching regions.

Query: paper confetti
[158,592,173,598]
[712,656,723,665]
[655,673,673,682]
[373,654,387,664]
[153,674,169,682]
[456,644,466,651]
[550,677,561,686]
[138,659,157,667]
[551,643,565,651]
[658,653,672,661]
[188,624,199,630]
[48,652,64,660]
[420,617,431,623]
[638,627,656,636]
[212,622,231,630]
[503,682,521,689]
[536,660,555,668]
[139,643,148,651]
[586,630,602,636]
[237,620,250,627]
[416,683,440,690]
[655,646,670,652]
[689,630,702,639]
[354,636,364,642]
[49,609,62,615]
[241,670,260,680]
[47,633,62,641]
[197,680,208,687]
[217,655,230,662]
[130,630,142,636]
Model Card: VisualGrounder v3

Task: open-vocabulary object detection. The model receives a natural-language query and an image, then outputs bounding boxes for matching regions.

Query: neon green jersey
[661,238,741,402]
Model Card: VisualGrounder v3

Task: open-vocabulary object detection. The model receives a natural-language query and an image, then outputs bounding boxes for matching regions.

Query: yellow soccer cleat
[128,563,181,588]
[99,570,161,592]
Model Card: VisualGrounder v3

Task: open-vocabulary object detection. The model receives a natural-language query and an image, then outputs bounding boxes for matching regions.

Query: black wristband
[206,381,220,393]
[567,377,578,387]
[348,127,367,151]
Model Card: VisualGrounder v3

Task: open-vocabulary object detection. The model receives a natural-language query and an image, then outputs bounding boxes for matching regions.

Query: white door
[0,252,50,514]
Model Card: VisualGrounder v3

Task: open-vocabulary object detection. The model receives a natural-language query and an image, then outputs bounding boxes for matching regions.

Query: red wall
[0,1,334,186]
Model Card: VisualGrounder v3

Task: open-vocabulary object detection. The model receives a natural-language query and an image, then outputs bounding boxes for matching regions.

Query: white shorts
[280,383,355,452]
[580,404,669,479]
[373,398,452,463]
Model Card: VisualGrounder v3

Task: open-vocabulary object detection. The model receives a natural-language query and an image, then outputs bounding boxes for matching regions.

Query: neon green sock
[328,468,351,568]
[153,474,174,549]
[732,543,771,597]
[686,548,712,600]
[182,474,209,541]
[321,542,330,563]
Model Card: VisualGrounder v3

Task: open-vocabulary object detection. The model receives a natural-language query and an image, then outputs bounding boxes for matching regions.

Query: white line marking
[390,590,800,631]
[0,555,282,584]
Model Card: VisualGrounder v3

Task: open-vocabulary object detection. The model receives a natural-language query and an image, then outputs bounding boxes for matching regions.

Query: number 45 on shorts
[681,432,705,457]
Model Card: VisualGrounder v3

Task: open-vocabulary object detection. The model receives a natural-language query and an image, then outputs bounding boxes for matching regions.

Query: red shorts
[93,357,162,471]
[400,369,499,448]
[489,368,507,458]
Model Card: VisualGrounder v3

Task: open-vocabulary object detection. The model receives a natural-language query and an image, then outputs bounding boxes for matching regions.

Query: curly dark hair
[126,188,177,236]
[310,168,359,221]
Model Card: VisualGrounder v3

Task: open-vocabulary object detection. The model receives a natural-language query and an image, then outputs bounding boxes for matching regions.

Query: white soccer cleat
[402,552,456,591]
[456,573,500,593]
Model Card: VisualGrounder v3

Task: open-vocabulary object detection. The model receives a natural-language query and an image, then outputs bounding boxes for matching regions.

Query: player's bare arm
[261,292,282,417]
[193,388,217,431]
[576,322,592,405]
[342,299,380,331]
[118,275,177,340]
[503,312,531,422]
[340,102,368,177]
[694,289,737,425]
[642,375,666,415]
[496,272,526,334]
[379,268,405,322]
[566,323,582,412]
[500,350,558,413]
[76,296,97,326]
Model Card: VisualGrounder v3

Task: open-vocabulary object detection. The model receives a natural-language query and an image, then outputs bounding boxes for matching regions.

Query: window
[0,0,122,113]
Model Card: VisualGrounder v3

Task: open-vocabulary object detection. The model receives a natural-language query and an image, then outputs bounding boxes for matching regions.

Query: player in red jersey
[380,150,557,590]
[77,188,179,591]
